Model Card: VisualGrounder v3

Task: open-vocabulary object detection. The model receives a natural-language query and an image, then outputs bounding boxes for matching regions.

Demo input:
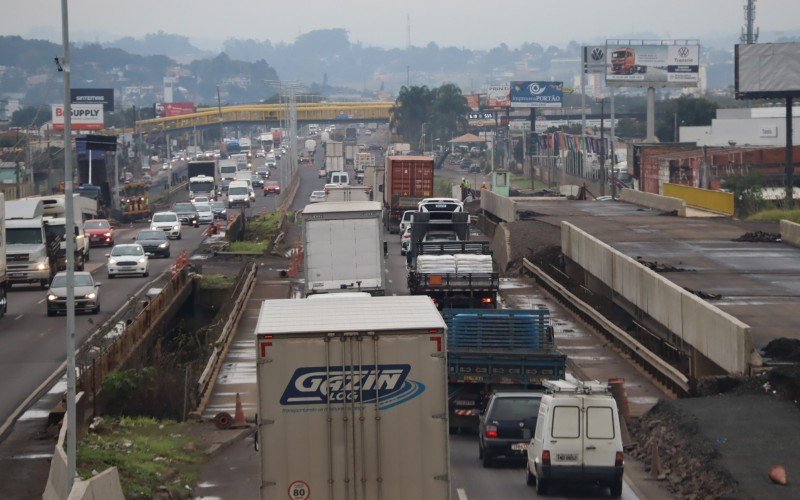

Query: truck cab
[189,175,216,202]
[4,199,57,289]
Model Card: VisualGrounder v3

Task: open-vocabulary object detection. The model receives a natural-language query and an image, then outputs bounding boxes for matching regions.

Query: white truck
[344,143,357,166]
[28,194,96,272]
[302,201,386,296]
[324,156,344,180]
[255,295,450,500]
[324,186,370,202]
[219,159,238,181]
[4,198,58,289]
[0,193,6,318]
[325,141,344,158]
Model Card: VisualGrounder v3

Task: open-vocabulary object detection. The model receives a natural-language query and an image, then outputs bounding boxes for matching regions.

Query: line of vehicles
[252,138,624,498]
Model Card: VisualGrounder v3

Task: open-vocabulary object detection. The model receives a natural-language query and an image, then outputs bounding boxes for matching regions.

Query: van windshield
[229,187,248,196]
[490,397,541,420]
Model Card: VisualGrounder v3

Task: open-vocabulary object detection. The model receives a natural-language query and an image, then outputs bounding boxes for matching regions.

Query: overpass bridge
[135,102,393,133]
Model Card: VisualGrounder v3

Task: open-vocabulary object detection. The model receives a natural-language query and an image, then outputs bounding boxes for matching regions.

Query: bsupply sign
[510,81,564,108]
[52,104,104,131]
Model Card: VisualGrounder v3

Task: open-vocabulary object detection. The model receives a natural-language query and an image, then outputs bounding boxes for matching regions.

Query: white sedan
[194,203,214,224]
[106,244,149,279]
[309,190,327,203]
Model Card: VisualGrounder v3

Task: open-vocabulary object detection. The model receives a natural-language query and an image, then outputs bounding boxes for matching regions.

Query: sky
[2,0,800,50]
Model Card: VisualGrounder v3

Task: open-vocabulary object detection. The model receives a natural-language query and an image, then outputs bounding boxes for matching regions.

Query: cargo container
[302,201,385,296]
[383,156,434,233]
[325,141,344,158]
[255,295,450,500]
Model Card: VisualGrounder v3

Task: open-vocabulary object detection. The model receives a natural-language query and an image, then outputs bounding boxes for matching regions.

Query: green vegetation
[199,274,234,288]
[722,174,769,217]
[390,84,470,147]
[228,241,269,253]
[434,178,456,197]
[510,174,546,191]
[102,368,157,414]
[78,416,203,499]
[246,211,283,241]
[747,208,800,223]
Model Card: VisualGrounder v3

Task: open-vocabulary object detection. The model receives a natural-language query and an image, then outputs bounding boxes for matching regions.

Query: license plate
[557,453,578,461]
[454,400,474,407]
[9,273,24,278]
[512,443,528,451]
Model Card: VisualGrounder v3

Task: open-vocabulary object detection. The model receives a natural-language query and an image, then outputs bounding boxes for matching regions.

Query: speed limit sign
[288,480,310,500]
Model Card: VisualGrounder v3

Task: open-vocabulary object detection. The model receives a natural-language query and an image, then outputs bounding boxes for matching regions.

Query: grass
[747,208,800,223]
[227,240,269,253]
[77,416,203,499]
[510,174,546,191]
[198,274,234,288]
[245,211,282,242]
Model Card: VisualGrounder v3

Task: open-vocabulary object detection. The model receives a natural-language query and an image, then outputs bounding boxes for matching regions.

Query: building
[681,106,800,147]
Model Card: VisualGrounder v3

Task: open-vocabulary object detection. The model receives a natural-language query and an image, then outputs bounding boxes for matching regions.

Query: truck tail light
[615,451,624,467]
[481,297,493,304]
[484,425,497,439]
[542,450,551,466]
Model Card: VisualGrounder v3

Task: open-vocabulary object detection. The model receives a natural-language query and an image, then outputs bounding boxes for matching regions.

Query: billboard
[465,94,480,111]
[154,102,197,117]
[52,104,104,131]
[467,112,495,127]
[606,43,699,87]
[582,46,607,74]
[486,84,510,108]
[735,43,800,98]
[71,88,114,112]
[509,81,564,108]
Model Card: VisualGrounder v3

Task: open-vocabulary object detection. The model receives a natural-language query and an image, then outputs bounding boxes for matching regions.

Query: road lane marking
[14,314,23,320]
[457,488,468,500]
[37,299,45,304]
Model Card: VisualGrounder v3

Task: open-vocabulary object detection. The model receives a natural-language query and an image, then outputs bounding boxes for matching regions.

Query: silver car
[47,271,100,316]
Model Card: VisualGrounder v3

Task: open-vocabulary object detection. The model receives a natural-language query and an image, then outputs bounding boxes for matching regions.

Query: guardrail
[191,261,258,418]
[662,183,734,215]
[780,219,800,248]
[522,258,691,394]
[480,189,518,222]
[618,188,686,216]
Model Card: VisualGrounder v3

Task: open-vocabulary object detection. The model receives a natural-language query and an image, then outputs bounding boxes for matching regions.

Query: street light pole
[216,85,223,156]
[599,97,606,196]
[60,0,78,493]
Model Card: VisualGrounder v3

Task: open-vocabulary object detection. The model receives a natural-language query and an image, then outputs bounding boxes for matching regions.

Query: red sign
[154,102,197,118]
[465,94,480,111]
[52,104,104,131]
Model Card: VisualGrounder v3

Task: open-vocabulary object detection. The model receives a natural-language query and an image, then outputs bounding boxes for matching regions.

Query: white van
[527,380,624,497]
[329,171,349,186]
[227,180,251,208]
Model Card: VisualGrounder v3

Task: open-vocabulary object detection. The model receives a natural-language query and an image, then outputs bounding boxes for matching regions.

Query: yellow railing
[662,183,734,216]
[135,102,393,133]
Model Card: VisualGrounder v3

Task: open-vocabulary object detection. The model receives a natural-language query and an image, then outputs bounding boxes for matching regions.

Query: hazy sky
[3,0,800,49]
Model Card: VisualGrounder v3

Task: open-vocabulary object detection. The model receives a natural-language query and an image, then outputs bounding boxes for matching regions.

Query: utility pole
[786,96,794,208]
[216,85,224,156]
[599,98,606,196]
[611,88,617,198]
[59,0,78,493]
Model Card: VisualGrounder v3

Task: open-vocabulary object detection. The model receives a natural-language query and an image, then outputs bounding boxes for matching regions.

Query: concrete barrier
[781,219,800,248]
[561,221,752,375]
[43,396,125,500]
[480,189,517,222]
[618,188,686,216]
[663,183,734,215]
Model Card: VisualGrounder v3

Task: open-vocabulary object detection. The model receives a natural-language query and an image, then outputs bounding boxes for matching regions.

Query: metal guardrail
[522,258,690,394]
[192,261,258,417]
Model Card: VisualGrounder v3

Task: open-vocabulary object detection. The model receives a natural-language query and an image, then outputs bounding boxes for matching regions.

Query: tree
[431,83,469,142]
[11,106,49,128]
[656,95,719,142]
[391,83,468,147]
[391,85,434,146]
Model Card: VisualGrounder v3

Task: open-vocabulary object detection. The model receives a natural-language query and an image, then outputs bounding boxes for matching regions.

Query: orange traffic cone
[233,392,246,427]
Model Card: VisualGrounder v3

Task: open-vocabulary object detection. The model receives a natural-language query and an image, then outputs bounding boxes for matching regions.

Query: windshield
[137,231,166,240]
[229,187,248,196]
[190,181,214,192]
[210,202,225,209]
[45,224,79,242]
[173,203,194,212]
[52,274,93,288]
[153,213,178,222]
[6,227,44,245]
[490,397,541,421]
[84,220,110,229]
[220,166,236,174]
[111,246,144,257]
[195,203,212,212]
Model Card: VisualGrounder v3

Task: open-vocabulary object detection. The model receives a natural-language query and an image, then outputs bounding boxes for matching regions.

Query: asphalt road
[0,152,284,435]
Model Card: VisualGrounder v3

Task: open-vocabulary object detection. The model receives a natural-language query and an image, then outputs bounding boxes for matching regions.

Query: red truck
[384,155,434,233]
[611,47,646,75]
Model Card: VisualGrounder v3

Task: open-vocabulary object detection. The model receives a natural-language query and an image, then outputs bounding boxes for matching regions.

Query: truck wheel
[84,251,90,262]
[481,451,493,468]
[40,280,48,290]
[77,259,85,271]
[526,468,536,486]
[535,477,548,495]
[609,479,622,498]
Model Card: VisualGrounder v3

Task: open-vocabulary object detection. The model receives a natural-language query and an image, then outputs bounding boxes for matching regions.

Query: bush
[747,208,800,223]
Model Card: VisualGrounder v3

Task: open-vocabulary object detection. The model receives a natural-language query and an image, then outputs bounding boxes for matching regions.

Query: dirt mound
[764,338,800,362]
[629,401,740,499]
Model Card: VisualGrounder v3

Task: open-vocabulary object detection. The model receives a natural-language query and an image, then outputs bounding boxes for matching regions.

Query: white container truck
[302,201,385,296]
[28,194,97,271]
[0,193,6,318]
[255,295,450,500]
[325,141,344,158]
[4,198,58,289]
[324,186,370,202]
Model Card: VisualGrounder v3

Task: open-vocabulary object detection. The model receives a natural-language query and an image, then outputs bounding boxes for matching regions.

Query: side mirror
[104,254,110,258]
[95,282,102,287]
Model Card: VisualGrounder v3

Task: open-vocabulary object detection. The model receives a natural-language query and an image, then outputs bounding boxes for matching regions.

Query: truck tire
[609,479,622,498]
[481,451,493,468]
[40,279,48,290]
[535,477,548,495]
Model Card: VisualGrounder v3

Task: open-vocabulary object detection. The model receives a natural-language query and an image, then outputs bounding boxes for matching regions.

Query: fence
[75,262,192,404]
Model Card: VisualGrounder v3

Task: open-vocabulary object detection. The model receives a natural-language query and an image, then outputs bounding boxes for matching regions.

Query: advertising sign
[735,43,800,98]
[467,112,495,127]
[509,120,531,132]
[582,46,607,74]
[154,102,197,118]
[465,94,480,111]
[71,88,114,112]
[486,84,510,108]
[606,43,699,87]
[52,104,104,131]
[509,81,564,108]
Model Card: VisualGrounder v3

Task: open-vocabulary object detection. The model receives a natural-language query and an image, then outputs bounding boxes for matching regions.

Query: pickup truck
[442,308,566,433]
[407,241,499,308]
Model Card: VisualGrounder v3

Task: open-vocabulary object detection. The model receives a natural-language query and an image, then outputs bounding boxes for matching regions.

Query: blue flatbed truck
[443,308,566,433]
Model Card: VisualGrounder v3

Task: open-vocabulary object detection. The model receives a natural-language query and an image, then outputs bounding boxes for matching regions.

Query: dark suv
[171,202,199,226]
[478,391,543,468]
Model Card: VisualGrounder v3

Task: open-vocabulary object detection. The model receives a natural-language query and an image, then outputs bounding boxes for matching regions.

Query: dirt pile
[629,401,740,499]
[764,338,800,362]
